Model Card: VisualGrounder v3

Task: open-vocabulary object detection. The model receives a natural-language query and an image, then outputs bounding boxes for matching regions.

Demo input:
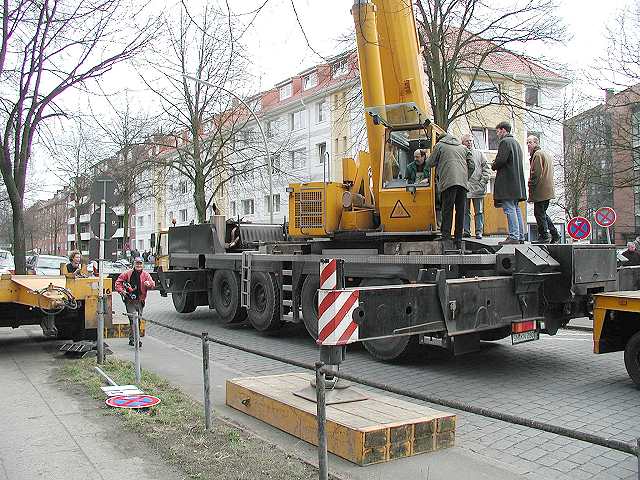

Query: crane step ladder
[280,262,295,321]
[240,251,252,308]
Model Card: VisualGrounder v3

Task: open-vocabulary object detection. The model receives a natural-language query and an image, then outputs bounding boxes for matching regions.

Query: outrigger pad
[59,341,112,358]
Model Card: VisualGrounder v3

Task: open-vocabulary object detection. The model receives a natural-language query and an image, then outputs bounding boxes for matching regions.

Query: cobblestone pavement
[125,292,639,480]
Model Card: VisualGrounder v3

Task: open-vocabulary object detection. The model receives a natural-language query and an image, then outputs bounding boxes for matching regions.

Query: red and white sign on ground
[317,258,360,346]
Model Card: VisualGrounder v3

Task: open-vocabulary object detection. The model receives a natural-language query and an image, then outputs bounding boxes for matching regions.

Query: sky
[32,0,634,199]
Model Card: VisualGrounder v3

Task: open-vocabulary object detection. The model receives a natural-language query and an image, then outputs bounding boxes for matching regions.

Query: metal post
[606,227,612,245]
[97,198,106,364]
[133,313,141,384]
[315,362,328,480]
[202,332,211,430]
[636,438,639,480]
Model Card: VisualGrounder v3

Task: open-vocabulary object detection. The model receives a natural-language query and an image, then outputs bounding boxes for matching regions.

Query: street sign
[90,207,118,239]
[106,394,161,409]
[101,385,144,397]
[594,207,617,228]
[89,237,117,261]
[90,176,117,205]
[567,216,591,241]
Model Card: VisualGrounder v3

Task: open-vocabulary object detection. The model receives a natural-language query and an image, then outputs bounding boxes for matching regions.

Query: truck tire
[301,274,320,339]
[359,277,422,361]
[172,291,196,314]
[247,272,281,332]
[212,270,247,324]
[624,331,640,386]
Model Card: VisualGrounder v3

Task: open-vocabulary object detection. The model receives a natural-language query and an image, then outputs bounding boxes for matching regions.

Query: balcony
[113,205,125,216]
[113,227,124,239]
[67,234,75,242]
[80,232,91,241]
[68,217,76,225]
[79,213,91,223]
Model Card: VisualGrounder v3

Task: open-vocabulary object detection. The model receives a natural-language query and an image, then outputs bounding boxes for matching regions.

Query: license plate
[511,329,539,345]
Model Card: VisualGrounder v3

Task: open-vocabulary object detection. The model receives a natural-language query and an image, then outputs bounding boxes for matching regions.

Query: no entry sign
[594,207,617,228]
[567,216,591,241]
[106,394,161,409]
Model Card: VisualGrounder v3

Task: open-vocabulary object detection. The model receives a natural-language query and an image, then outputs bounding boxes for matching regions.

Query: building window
[179,180,188,194]
[179,209,188,222]
[525,86,540,107]
[332,59,348,78]
[303,72,318,90]
[264,194,281,213]
[242,199,255,215]
[138,239,144,251]
[317,100,326,123]
[279,82,292,100]
[290,110,306,131]
[469,81,501,105]
[138,215,144,227]
[342,136,348,153]
[266,119,278,137]
[317,142,327,163]
[290,148,306,169]
[471,127,499,151]
[147,214,152,226]
[168,211,174,223]
[230,201,236,217]
[271,154,281,174]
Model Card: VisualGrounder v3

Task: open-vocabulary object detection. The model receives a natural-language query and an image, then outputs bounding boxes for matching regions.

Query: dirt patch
[58,357,321,480]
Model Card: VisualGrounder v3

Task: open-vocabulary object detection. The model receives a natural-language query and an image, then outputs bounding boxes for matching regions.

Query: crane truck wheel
[172,291,196,314]
[624,331,640,386]
[247,272,281,332]
[212,270,247,324]
[301,274,320,339]
[360,277,422,361]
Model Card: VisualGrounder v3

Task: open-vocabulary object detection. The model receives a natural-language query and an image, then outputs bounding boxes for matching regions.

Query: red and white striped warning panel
[319,258,337,290]
[317,289,360,346]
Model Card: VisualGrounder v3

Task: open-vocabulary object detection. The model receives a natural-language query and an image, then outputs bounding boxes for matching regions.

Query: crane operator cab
[367,102,441,233]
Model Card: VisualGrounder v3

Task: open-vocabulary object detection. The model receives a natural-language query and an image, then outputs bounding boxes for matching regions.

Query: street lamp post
[182,74,273,224]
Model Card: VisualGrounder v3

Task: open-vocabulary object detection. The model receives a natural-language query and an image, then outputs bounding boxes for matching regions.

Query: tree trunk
[123,203,130,251]
[11,203,26,274]
[194,172,207,223]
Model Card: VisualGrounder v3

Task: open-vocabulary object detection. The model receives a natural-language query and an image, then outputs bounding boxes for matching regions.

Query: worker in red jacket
[115,257,155,347]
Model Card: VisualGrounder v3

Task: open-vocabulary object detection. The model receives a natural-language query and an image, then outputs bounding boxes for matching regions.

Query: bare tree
[0,0,156,273]
[51,119,100,249]
[414,0,566,130]
[93,98,157,247]
[144,2,294,223]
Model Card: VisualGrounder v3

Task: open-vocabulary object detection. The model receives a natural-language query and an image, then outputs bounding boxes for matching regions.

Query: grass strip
[58,357,319,480]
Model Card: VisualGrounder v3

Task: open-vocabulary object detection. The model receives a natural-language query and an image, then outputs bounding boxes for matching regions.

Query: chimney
[604,88,615,103]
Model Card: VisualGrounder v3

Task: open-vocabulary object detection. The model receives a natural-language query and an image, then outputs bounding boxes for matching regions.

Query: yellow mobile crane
[157,0,615,362]
[288,0,508,238]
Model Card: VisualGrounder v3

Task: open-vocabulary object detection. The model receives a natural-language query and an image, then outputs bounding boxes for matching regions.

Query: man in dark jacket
[405,148,429,184]
[527,135,560,244]
[492,121,527,245]
[424,133,475,245]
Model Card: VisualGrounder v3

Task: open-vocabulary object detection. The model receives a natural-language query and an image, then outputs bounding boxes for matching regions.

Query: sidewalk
[0,327,184,480]
[110,331,533,480]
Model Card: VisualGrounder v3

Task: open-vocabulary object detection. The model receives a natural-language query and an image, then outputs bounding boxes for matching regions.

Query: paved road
[124,292,639,480]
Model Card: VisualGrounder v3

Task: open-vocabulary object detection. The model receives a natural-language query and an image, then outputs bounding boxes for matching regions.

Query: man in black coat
[492,121,527,245]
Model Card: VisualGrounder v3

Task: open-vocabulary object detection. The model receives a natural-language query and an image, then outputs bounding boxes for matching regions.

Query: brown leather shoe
[498,238,521,246]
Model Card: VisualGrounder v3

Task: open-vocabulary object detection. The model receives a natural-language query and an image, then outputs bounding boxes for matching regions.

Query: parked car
[27,255,68,275]
[0,256,15,275]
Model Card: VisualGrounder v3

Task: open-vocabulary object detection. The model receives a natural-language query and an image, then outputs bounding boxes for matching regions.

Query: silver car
[27,255,68,275]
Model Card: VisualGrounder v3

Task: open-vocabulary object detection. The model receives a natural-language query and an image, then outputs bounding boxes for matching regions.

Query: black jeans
[533,200,559,239]
[441,185,467,241]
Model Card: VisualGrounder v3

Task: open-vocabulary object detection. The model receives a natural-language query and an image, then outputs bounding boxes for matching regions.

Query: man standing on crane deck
[424,133,475,247]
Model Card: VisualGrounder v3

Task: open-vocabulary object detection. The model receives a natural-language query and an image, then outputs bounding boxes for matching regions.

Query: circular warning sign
[594,207,617,228]
[567,216,591,241]
[106,394,161,409]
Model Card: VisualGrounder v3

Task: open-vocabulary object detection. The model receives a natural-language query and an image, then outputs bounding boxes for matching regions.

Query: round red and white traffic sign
[567,216,591,241]
[594,207,617,228]
[106,394,161,409]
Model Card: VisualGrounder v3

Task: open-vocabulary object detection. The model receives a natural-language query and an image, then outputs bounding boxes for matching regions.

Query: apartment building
[563,85,640,244]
